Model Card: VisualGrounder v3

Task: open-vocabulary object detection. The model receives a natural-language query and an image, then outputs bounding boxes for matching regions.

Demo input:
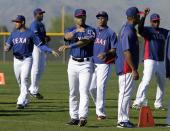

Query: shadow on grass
[0,113,32,116]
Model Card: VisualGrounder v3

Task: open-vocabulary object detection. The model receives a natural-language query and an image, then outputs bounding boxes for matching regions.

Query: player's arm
[138,8,150,35]
[32,33,59,57]
[122,33,139,80]
[59,28,96,52]
[4,34,13,52]
[166,33,170,78]
[98,32,117,61]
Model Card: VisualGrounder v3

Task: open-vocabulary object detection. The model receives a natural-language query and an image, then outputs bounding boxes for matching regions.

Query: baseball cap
[34,8,45,15]
[12,15,25,22]
[126,7,143,17]
[74,9,86,17]
[96,11,108,18]
[150,13,160,21]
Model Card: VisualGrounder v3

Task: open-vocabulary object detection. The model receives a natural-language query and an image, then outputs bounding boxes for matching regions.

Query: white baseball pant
[89,63,112,117]
[118,73,135,123]
[133,59,165,108]
[67,57,93,119]
[14,56,32,106]
[29,45,46,94]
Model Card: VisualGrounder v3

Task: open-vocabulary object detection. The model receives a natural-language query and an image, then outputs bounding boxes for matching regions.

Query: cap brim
[151,18,160,21]
[75,14,86,17]
[96,14,108,18]
[138,11,145,15]
[11,20,22,22]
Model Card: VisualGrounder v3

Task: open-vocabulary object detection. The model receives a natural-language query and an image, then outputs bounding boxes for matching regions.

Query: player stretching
[89,11,117,120]
[29,8,50,99]
[58,9,95,127]
[4,15,58,109]
[132,8,169,110]
[115,7,141,128]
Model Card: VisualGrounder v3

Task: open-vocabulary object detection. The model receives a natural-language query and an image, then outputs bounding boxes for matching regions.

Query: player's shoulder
[85,25,95,31]
[107,27,116,35]
[65,26,76,33]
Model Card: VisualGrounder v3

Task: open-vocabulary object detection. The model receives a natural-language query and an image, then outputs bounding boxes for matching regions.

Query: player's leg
[154,61,166,109]
[89,64,97,105]
[78,61,93,120]
[29,45,45,94]
[117,73,135,125]
[13,57,22,88]
[17,57,32,108]
[95,64,112,118]
[133,59,155,107]
[67,58,79,122]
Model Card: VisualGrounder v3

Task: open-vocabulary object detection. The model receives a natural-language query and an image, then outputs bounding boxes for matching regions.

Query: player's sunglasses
[152,20,160,23]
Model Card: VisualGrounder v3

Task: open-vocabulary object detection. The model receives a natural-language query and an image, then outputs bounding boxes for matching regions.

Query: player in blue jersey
[58,9,95,127]
[132,8,169,110]
[4,15,58,109]
[89,11,117,120]
[115,7,141,128]
[29,8,50,99]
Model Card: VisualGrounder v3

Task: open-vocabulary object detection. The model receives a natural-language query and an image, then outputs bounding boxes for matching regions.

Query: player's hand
[132,70,139,80]
[65,32,75,40]
[51,50,60,57]
[4,45,10,52]
[97,53,106,61]
[143,8,150,16]
[58,45,70,52]
[76,27,85,32]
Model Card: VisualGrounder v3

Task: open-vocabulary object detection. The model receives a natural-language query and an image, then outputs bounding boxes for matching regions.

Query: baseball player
[132,9,169,110]
[89,11,117,120]
[29,8,50,99]
[58,9,95,127]
[4,15,58,109]
[115,7,140,128]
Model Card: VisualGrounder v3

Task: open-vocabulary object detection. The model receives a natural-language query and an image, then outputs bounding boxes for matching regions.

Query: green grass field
[0,61,170,131]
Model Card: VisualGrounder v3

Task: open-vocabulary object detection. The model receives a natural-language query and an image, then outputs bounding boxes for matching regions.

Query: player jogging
[4,15,58,109]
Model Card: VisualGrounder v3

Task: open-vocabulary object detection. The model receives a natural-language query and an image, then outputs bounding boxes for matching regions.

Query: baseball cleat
[78,117,87,127]
[16,104,25,109]
[117,121,135,128]
[132,104,141,110]
[29,92,44,99]
[97,115,106,120]
[155,106,166,111]
[65,119,79,125]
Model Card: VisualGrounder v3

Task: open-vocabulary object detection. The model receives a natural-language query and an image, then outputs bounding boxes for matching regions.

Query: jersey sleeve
[110,32,117,49]
[30,22,39,34]
[121,32,131,51]
[139,27,150,38]
[166,32,170,77]
[84,27,96,41]
[6,33,13,48]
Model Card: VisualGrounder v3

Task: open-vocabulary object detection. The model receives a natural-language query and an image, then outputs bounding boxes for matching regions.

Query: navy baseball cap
[74,9,86,17]
[96,11,108,18]
[126,7,143,17]
[12,15,25,22]
[34,8,45,15]
[150,13,160,21]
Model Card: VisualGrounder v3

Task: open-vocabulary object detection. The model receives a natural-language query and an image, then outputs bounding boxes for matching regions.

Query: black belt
[15,55,30,60]
[72,57,90,62]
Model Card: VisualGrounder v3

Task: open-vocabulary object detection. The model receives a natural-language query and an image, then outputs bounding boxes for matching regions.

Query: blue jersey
[115,23,139,75]
[140,27,168,61]
[166,32,170,77]
[6,29,52,58]
[65,25,95,58]
[92,26,117,64]
[30,20,46,43]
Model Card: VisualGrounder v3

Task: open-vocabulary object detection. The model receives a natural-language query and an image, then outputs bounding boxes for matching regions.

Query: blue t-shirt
[6,29,51,57]
[30,20,46,43]
[92,26,117,64]
[140,27,168,61]
[115,23,139,75]
[64,25,96,58]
